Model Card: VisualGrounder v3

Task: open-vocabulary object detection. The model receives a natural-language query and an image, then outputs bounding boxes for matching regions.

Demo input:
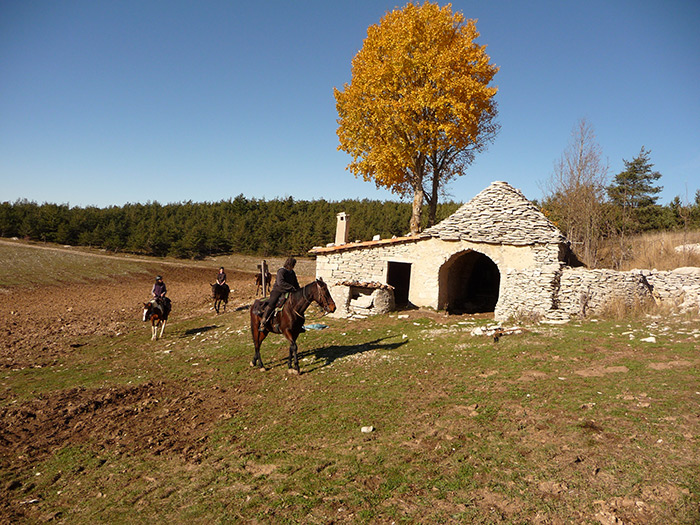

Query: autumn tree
[542,119,608,267]
[334,1,499,234]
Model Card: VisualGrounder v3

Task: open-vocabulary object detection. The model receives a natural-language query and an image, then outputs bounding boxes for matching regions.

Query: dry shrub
[595,295,663,321]
[602,230,700,271]
[508,307,544,324]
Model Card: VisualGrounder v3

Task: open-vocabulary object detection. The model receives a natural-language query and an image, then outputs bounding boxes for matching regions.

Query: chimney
[335,212,348,245]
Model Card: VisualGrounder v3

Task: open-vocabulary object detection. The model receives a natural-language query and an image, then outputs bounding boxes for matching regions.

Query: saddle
[258,292,289,313]
[152,297,171,316]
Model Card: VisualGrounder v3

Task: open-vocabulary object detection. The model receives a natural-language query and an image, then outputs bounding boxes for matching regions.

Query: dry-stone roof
[423,181,566,245]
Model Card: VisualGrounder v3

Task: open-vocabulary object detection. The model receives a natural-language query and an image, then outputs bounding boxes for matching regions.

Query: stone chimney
[335,212,348,245]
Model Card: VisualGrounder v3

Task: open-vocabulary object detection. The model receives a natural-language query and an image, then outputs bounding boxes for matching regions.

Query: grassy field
[1,241,698,523]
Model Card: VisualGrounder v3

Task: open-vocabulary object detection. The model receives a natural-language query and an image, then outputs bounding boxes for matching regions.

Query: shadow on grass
[260,336,409,373]
[183,325,219,336]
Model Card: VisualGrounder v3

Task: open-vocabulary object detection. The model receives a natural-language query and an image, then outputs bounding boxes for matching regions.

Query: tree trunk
[410,186,424,235]
[427,170,439,227]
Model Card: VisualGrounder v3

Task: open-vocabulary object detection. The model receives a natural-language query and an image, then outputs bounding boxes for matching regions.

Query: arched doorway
[439,250,500,314]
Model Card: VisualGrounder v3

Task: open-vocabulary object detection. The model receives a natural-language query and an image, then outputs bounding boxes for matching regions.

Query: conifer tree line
[0,196,461,259]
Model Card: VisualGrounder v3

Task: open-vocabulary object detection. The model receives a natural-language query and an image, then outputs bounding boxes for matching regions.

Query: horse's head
[142,302,152,322]
[211,283,217,297]
[312,278,336,314]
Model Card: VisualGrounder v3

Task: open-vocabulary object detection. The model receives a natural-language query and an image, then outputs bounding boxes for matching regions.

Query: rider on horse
[216,267,227,286]
[259,256,300,331]
[151,275,170,313]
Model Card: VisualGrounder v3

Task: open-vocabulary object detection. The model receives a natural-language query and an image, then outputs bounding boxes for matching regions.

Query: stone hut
[309,181,691,321]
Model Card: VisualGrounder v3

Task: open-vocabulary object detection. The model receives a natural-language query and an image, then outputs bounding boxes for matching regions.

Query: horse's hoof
[287,368,300,376]
[250,361,256,368]
[259,367,267,372]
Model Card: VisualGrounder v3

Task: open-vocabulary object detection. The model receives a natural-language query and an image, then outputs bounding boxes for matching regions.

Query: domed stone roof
[422,181,567,245]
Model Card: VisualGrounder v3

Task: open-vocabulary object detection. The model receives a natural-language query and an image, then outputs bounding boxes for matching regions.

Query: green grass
[2,246,698,523]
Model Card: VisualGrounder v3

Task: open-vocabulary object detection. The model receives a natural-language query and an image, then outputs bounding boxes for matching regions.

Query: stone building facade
[309,181,699,321]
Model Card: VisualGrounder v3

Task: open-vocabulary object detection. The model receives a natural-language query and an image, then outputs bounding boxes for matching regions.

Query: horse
[143,299,171,340]
[250,278,336,374]
[211,282,229,314]
[255,270,273,296]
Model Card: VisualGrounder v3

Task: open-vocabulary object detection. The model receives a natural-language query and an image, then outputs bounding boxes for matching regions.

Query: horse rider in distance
[259,256,300,331]
[216,266,227,287]
[151,275,170,314]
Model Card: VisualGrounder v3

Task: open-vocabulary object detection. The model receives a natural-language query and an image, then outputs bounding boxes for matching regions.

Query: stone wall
[638,267,700,312]
[502,266,700,321]
[329,283,395,319]
[555,268,654,318]
[314,237,700,321]
[494,264,563,321]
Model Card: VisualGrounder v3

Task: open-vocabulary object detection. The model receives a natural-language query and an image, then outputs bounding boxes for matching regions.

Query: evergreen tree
[607,147,663,233]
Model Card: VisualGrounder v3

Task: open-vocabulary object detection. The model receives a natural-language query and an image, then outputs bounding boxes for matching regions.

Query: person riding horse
[259,256,300,331]
[216,267,227,286]
[151,275,170,314]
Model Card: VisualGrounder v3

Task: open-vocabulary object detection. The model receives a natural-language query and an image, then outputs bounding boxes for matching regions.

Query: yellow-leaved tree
[335,1,500,234]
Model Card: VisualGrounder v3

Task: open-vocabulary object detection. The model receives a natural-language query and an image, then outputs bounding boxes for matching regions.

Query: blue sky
[1,0,698,209]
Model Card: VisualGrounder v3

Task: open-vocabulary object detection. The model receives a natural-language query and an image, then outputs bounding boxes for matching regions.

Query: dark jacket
[271,267,300,294]
[152,281,167,297]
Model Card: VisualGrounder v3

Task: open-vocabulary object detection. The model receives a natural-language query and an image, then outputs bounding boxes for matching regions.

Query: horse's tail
[163,298,172,318]
[250,299,264,318]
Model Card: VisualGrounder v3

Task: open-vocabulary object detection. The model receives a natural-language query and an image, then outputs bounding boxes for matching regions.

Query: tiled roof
[308,235,421,254]
[422,181,566,245]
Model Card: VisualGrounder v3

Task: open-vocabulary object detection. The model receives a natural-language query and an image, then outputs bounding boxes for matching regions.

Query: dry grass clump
[594,295,665,321]
[604,230,700,271]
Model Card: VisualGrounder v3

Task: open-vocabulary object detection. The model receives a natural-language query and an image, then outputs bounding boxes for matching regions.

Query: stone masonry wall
[555,268,654,318]
[639,267,700,312]
[494,264,563,321]
[315,239,700,321]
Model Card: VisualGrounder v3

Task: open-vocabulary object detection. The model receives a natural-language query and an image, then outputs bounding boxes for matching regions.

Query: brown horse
[211,283,229,314]
[255,270,272,296]
[143,299,171,340]
[250,278,336,374]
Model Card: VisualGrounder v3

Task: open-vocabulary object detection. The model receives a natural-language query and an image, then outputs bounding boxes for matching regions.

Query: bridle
[295,280,331,318]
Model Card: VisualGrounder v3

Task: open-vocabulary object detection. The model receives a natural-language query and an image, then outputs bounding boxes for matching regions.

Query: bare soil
[1,265,257,370]
[0,262,262,520]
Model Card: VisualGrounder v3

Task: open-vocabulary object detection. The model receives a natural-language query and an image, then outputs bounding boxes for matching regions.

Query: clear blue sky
[1,0,698,209]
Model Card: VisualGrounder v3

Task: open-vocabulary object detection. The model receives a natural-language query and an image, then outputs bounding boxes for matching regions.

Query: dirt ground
[1,265,260,370]
[0,264,263,520]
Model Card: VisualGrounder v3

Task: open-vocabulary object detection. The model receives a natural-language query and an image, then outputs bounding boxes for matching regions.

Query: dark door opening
[387,261,411,307]
[441,251,500,314]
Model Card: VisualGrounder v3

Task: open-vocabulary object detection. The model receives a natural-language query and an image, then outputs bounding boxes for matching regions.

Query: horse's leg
[282,329,300,374]
[253,331,268,370]
[249,314,268,370]
[159,320,167,339]
[290,340,300,374]
[214,299,219,314]
[151,322,157,340]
